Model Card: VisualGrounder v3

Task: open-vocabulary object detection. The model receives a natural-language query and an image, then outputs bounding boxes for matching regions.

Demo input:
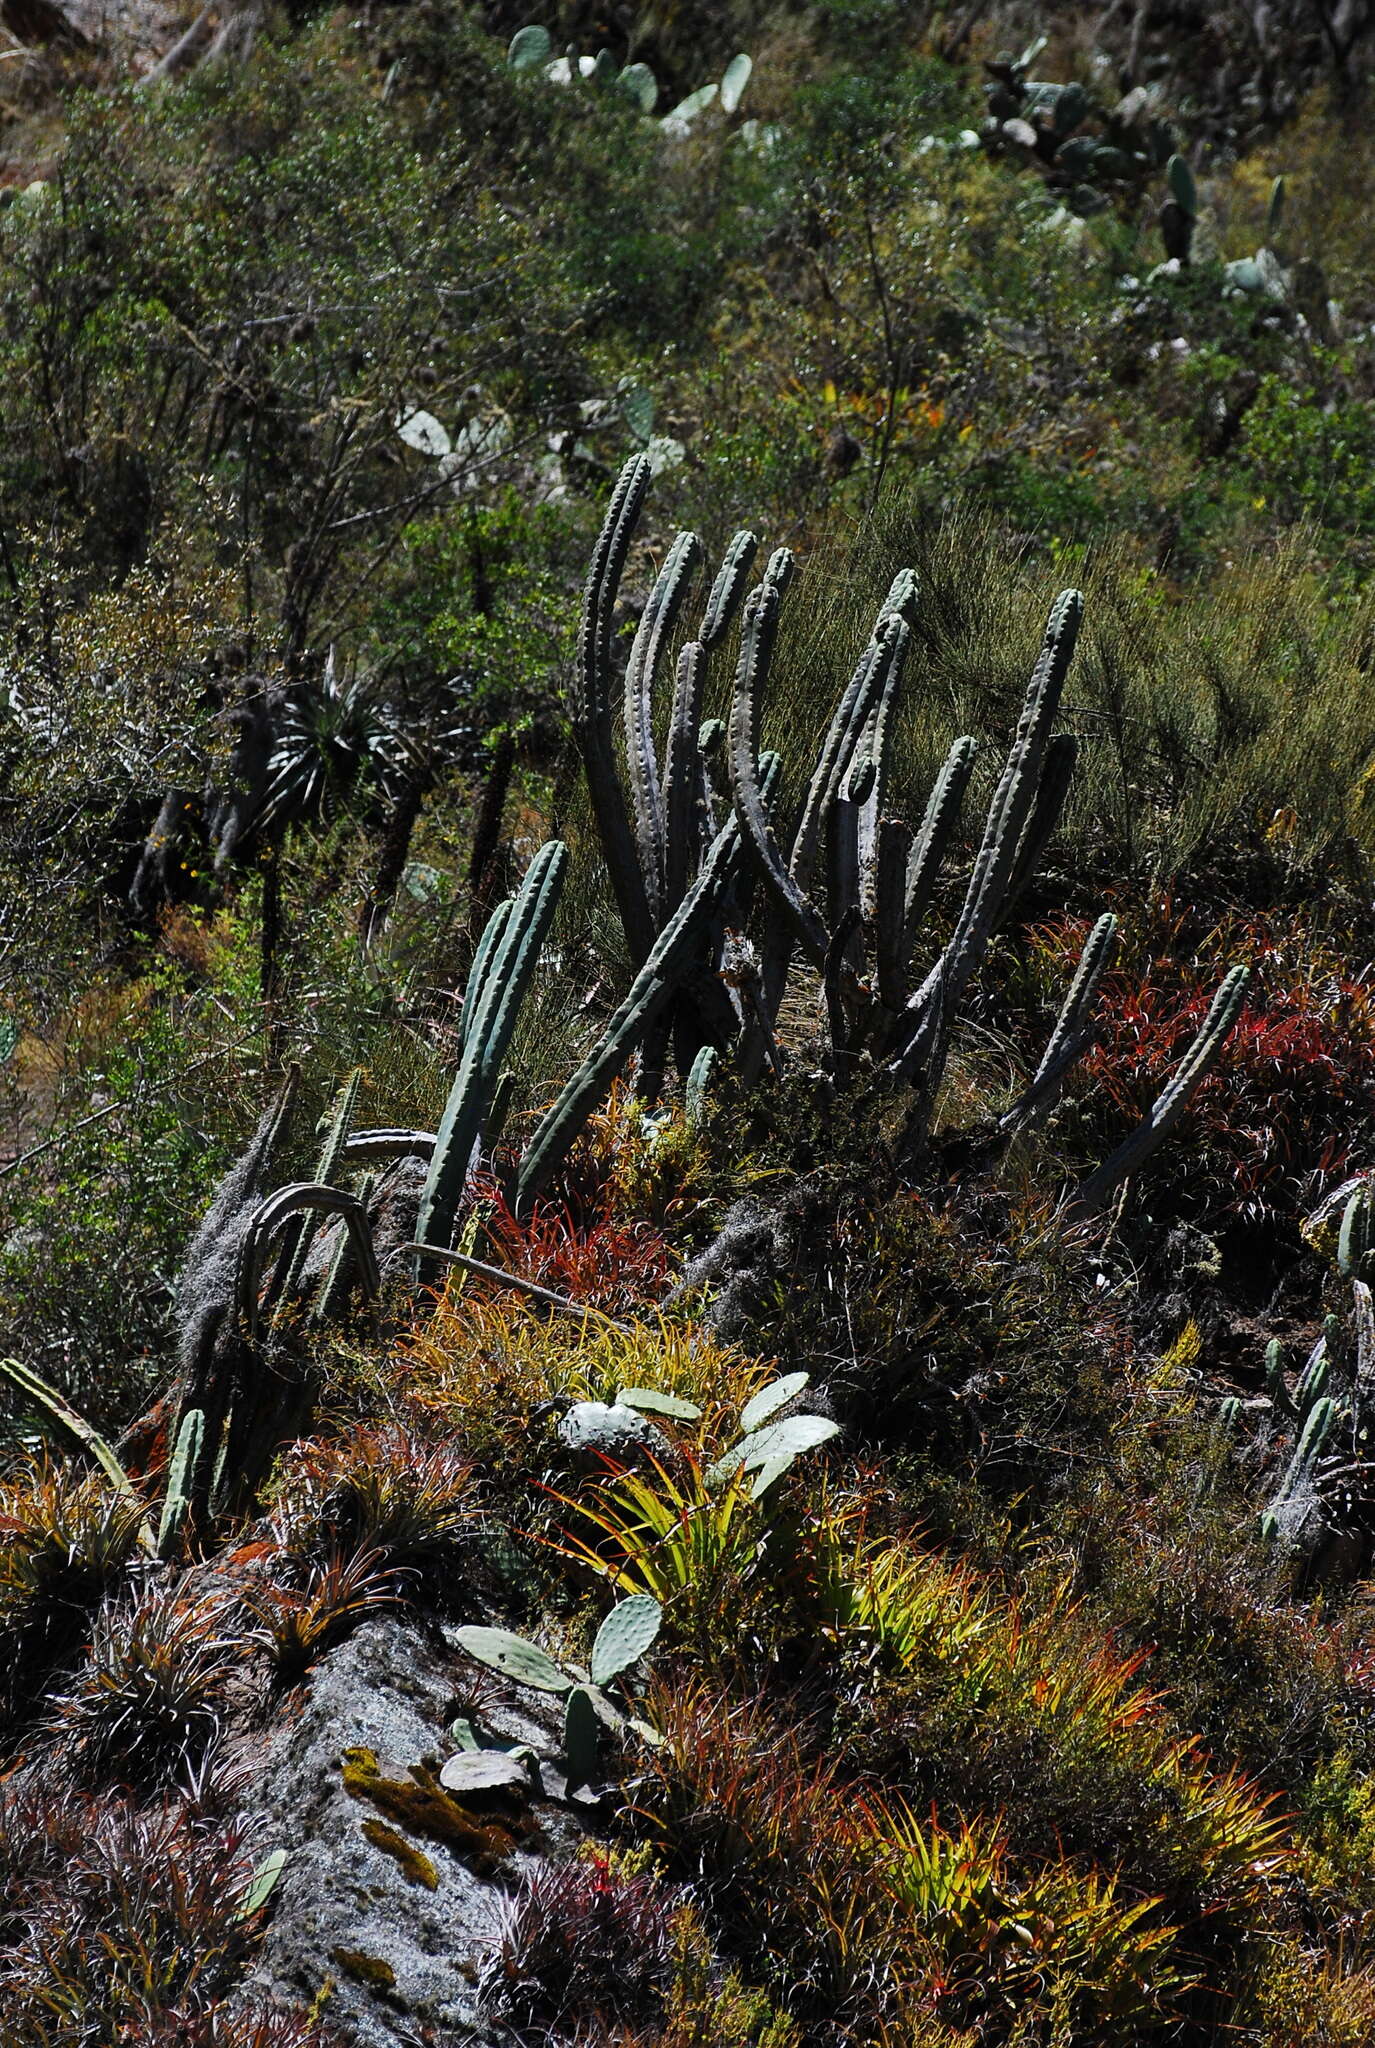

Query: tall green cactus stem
[879,565,920,627]
[156,1407,204,1559]
[828,750,871,948]
[685,1043,717,1128]
[1355,1278,1375,1394]
[516,811,750,1212]
[874,817,914,1012]
[415,840,567,1275]
[1296,1343,1330,1416]
[1002,732,1078,923]
[1002,911,1118,1133]
[624,529,702,925]
[699,530,758,651]
[459,897,514,1050]
[737,599,910,1083]
[662,640,708,914]
[728,581,831,968]
[1262,1392,1339,1550]
[824,907,863,1075]
[790,613,907,904]
[887,590,1083,1089]
[573,456,657,966]
[1068,964,1250,1219]
[761,545,796,604]
[856,623,908,914]
[901,736,978,967]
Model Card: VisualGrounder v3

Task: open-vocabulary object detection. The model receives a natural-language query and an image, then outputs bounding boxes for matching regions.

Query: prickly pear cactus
[452,1626,571,1693]
[563,1684,601,1792]
[588,1594,662,1685]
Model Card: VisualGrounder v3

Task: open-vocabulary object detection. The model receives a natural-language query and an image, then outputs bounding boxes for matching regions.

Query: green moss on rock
[360,1817,440,1890]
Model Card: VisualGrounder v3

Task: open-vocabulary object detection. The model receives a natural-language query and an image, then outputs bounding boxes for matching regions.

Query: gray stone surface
[238,1617,585,2047]
[556,1400,671,1465]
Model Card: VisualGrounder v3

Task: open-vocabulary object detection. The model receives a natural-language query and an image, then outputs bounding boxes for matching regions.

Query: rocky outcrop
[238,1618,587,2047]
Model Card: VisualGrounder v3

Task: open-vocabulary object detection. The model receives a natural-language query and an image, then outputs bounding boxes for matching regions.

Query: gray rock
[556,1401,671,1465]
[237,1617,586,2046]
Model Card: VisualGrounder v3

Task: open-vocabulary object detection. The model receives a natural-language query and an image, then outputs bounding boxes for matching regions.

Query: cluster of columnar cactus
[351,458,1241,1227]
[1256,1180,1375,1558]
[564,457,1247,1199]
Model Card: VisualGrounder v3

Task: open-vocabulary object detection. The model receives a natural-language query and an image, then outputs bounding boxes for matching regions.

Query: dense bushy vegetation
[6,1,1375,2040]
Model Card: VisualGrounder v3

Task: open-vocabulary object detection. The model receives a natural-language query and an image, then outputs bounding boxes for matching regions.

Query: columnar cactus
[574,455,754,973]
[564,460,1253,1199]
[515,773,777,1212]
[415,839,568,1276]
[1067,966,1250,1218]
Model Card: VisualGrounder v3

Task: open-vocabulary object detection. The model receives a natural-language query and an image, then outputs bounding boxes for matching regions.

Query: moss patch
[329,1947,396,1991]
[341,1745,535,1875]
[360,1817,440,1890]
